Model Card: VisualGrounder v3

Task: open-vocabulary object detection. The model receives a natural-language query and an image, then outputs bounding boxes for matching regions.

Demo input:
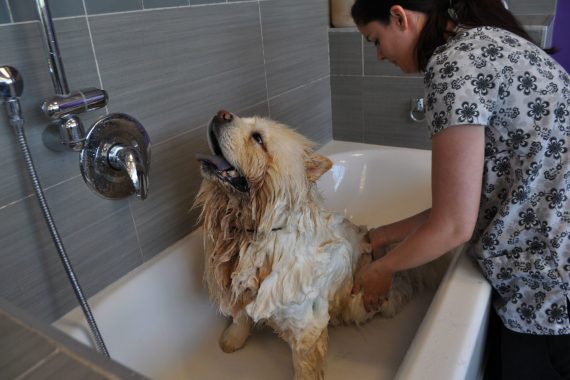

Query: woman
[349,0,570,378]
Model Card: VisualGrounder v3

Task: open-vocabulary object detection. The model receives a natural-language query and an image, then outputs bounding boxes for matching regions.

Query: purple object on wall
[552,0,570,72]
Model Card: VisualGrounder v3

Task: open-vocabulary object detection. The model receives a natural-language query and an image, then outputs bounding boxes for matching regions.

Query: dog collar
[230,226,284,234]
[246,227,283,233]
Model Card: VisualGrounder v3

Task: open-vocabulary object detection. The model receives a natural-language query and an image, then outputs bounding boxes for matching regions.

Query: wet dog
[194,110,447,379]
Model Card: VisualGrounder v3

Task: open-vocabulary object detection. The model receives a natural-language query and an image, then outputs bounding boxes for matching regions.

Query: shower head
[0,66,24,100]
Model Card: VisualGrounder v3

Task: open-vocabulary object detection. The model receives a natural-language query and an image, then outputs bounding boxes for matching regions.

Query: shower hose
[11,115,110,358]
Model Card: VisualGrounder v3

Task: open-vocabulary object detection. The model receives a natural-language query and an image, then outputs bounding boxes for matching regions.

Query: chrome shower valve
[80,113,151,200]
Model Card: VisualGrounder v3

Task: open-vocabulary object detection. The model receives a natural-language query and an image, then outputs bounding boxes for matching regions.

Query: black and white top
[425,26,570,335]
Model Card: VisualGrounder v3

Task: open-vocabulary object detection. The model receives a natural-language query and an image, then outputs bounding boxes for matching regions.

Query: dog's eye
[252,132,264,145]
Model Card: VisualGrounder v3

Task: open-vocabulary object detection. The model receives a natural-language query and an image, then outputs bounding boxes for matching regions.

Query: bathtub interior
[54,141,489,380]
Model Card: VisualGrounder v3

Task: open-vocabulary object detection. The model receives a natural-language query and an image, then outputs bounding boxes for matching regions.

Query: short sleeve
[424,31,502,137]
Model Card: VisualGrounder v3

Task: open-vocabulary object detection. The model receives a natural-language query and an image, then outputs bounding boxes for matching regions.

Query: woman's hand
[351,260,394,312]
[368,226,394,260]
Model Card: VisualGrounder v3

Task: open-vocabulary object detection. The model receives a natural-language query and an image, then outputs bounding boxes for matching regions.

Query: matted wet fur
[193,110,449,380]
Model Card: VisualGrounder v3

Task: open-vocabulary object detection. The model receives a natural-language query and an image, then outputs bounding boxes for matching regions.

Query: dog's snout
[216,110,233,123]
[210,110,234,143]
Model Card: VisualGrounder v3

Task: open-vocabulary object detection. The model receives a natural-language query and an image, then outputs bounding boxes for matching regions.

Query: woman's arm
[353,124,485,311]
[369,209,430,247]
[368,209,430,258]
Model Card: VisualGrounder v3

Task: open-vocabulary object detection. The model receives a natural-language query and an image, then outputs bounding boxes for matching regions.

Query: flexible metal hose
[11,114,110,358]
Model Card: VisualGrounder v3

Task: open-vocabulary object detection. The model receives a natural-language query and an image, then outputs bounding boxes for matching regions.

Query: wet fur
[194,113,448,379]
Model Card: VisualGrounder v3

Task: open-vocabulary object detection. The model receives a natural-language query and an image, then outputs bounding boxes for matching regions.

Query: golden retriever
[194,110,448,380]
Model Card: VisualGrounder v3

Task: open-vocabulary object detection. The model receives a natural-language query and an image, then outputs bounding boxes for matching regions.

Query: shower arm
[35,0,108,151]
[35,0,69,96]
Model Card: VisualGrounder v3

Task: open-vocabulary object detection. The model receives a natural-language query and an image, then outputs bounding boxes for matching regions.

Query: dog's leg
[290,327,328,380]
[220,311,252,353]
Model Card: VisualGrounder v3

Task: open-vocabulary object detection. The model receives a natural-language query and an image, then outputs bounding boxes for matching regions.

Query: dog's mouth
[196,127,250,193]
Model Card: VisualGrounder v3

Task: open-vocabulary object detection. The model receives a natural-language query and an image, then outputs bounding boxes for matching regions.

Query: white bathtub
[54,140,492,380]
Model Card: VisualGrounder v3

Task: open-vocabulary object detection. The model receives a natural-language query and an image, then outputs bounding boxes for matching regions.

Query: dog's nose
[215,110,233,123]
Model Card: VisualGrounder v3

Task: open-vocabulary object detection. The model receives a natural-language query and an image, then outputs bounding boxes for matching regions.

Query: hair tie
[447,0,458,20]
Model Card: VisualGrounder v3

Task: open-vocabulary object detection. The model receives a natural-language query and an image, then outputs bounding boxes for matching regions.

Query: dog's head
[197,110,331,196]
[195,110,332,232]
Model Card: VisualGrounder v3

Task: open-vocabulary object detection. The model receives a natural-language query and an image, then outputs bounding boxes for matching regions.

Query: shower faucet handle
[108,145,149,200]
[42,87,108,119]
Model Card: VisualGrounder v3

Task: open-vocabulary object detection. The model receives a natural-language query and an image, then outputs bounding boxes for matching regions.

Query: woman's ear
[389,5,409,30]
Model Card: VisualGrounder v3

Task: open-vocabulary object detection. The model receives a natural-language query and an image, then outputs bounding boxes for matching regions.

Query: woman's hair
[351,0,534,71]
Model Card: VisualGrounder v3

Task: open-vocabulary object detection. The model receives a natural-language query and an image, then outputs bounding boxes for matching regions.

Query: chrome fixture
[35,0,68,95]
[35,0,151,200]
[410,97,426,123]
[0,66,24,128]
[35,0,108,151]
[42,114,86,152]
[42,87,108,119]
[80,113,151,200]
[0,66,23,99]
[41,87,108,152]
[1,66,110,358]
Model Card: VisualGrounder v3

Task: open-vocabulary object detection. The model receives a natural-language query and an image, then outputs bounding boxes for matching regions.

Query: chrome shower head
[0,66,24,100]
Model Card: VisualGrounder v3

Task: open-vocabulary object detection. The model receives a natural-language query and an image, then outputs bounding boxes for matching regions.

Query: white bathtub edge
[395,249,492,380]
[53,229,206,349]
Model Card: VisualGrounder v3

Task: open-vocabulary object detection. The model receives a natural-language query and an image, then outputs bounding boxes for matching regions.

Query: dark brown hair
[351,0,533,71]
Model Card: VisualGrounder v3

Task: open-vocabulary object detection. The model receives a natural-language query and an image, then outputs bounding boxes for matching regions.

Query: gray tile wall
[508,0,557,15]
[329,29,431,150]
[0,0,331,322]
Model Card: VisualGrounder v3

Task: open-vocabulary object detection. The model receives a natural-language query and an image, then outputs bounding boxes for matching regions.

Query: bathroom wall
[329,0,560,149]
[330,28,429,149]
[0,0,331,322]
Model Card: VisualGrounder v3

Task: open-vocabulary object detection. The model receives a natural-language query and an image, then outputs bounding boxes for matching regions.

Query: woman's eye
[252,132,264,145]
[367,37,379,47]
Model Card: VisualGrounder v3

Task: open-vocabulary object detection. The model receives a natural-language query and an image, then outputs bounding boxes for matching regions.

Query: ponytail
[351,0,535,72]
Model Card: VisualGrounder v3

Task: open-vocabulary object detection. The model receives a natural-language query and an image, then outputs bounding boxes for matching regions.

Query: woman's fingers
[352,262,393,312]
[351,277,361,295]
[363,293,387,313]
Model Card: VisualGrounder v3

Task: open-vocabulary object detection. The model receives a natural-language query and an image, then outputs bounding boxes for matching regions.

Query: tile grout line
[127,199,146,265]
[267,74,330,102]
[13,348,60,380]
[332,73,422,79]
[82,0,107,111]
[153,76,331,148]
[361,34,364,77]
[0,194,34,212]
[0,0,262,27]
[5,0,13,23]
[257,0,271,117]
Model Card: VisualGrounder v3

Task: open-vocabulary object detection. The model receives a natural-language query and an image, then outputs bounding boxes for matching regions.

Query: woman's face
[357,7,425,74]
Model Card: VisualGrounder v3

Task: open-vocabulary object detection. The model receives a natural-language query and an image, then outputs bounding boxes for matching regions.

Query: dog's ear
[305,152,333,182]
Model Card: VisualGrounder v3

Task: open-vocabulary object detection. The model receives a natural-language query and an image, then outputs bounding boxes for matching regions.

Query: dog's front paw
[220,320,251,353]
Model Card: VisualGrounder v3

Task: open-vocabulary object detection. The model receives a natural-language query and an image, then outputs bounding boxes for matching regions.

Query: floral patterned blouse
[425,26,570,335]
